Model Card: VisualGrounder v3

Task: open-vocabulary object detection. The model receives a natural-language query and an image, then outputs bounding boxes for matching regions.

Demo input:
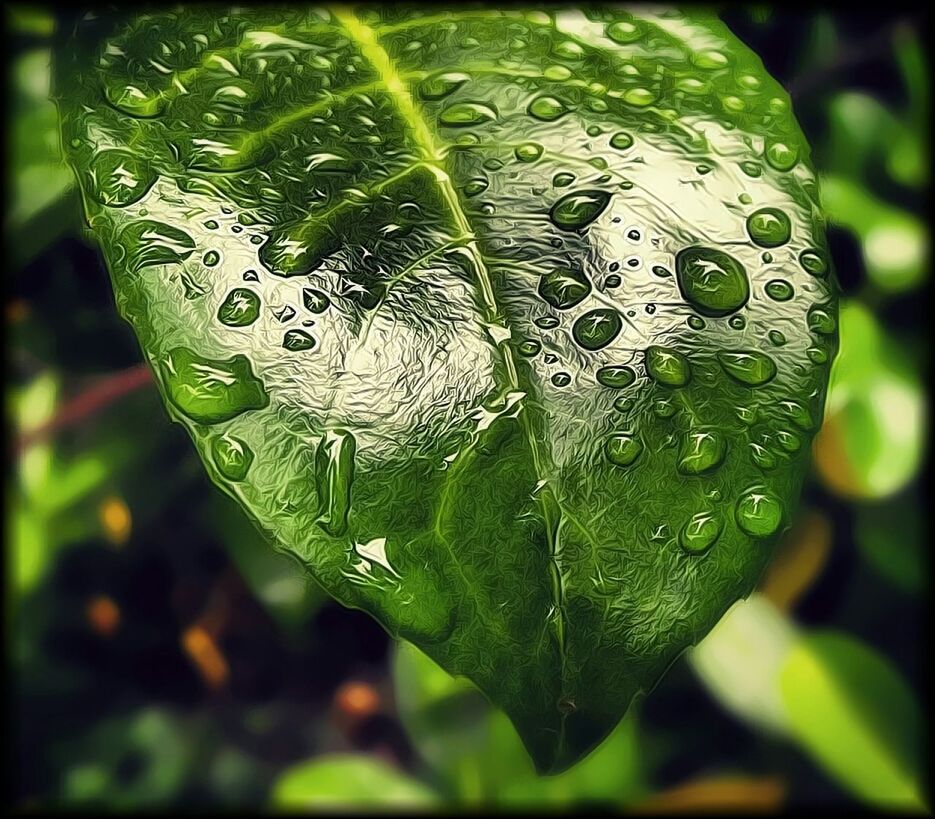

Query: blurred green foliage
[5,5,930,812]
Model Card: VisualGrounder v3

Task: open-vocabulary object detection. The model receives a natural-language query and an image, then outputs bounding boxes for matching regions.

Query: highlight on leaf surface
[55,5,837,773]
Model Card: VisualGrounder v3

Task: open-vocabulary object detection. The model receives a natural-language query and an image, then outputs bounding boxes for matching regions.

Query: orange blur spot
[181,625,229,689]
[761,509,833,612]
[334,681,381,720]
[7,300,30,324]
[632,775,785,814]
[86,596,121,637]
[99,496,131,546]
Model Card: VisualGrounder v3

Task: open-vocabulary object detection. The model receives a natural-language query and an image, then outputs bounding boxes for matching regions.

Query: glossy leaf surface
[56,6,836,772]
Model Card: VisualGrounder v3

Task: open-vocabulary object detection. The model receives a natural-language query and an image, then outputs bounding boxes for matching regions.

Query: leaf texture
[56,5,837,772]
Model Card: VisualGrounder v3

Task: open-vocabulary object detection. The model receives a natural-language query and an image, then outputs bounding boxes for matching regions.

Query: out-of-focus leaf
[204,493,326,632]
[855,493,924,594]
[8,47,76,264]
[58,709,196,808]
[393,640,644,807]
[779,631,927,811]
[632,775,785,813]
[271,754,438,810]
[689,593,795,736]
[821,175,927,293]
[759,509,832,611]
[813,300,926,499]
[6,5,55,36]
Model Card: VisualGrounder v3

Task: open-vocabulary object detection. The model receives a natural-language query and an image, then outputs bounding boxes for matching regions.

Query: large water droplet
[717,350,777,386]
[807,304,837,335]
[283,329,317,351]
[549,190,612,231]
[121,221,196,273]
[572,308,623,351]
[735,489,783,537]
[159,347,268,424]
[211,433,254,481]
[746,208,791,247]
[87,150,156,207]
[765,140,799,171]
[645,346,691,386]
[514,142,544,162]
[302,288,331,313]
[675,247,750,317]
[765,279,794,301]
[218,288,261,327]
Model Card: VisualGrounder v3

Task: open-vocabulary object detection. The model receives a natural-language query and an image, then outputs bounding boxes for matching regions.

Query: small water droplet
[679,511,721,554]
[736,489,783,537]
[799,249,828,277]
[645,346,691,386]
[283,329,316,351]
[606,20,642,43]
[551,371,571,387]
[528,95,570,121]
[418,71,470,100]
[610,131,634,150]
[535,315,560,330]
[765,140,799,171]
[514,142,543,162]
[768,330,787,346]
[552,172,576,188]
[538,268,592,310]
[688,316,705,330]
[439,101,498,126]
[717,350,777,385]
[549,190,612,231]
[596,365,636,389]
[211,434,254,482]
[203,250,220,267]
[605,433,642,467]
[677,429,727,475]
[218,288,261,327]
[572,308,623,351]
[302,288,331,313]
[518,339,541,357]
[463,176,489,197]
[746,208,791,247]
[807,304,837,335]
[729,315,746,330]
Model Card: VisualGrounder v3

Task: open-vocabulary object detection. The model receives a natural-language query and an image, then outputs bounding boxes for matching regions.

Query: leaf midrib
[332,7,570,744]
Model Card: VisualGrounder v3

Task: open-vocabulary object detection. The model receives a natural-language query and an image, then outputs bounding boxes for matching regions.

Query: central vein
[334,6,570,731]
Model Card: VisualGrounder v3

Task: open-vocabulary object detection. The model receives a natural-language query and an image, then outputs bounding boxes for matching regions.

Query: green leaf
[271,755,438,810]
[855,493,924,594]
[56,7,836,772]
[813,300,925,499]
[779,631,927,811]
[393,640,644,806]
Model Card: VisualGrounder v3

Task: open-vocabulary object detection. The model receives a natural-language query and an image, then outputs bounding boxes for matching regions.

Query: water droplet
[652,265,672,278]
[528,95,570,121]
[439,101,498,126]
[729,315,746,330]
[543,64,572,81]
[418,71,470,100]
[610,131,634,150]
[283,329,316,351]
[623,87,656,106]
[463,176,489,197]
[688,315,705,330]
[778,399,816,431]
[483,158,504,172]
[203,250,220,267]
[302,288,331,313]
[211,434,254,482]
[243,269,259,282]
[86,150,156,208]
[613,396,632,412]
[768,330,787,346]
[572,308,623,351]
[605,433,642,467]
[535,315,560,330]
[314,430,356,536]
[765,140,799,171]
[678,429,727,475]
[675,247,750,317]
[746,208,792,248]
[518,339,541,357]
[645,346,691,386]
[604,274,622,288]
[735,489,783,537]
[104,82,164,117]
[679,511,722,554]
[807,346,829,364]
[765,279,794,301]
[717,350,777,385]
[807,305,836,337]
[606,20,642,44]
[799,249,828,277]
[596,365,636,389]
[514,142,543,162]
[549,190,612,231]
[121,221,195,272]
[652,397,677,418]
[776,429,802,452]
[217,288,260,327]
[740,161,762,178]
[693,50,729,70]
[552,172,576,188]
[749,440,778,471]
[551,371,571,387]
[274,305,296,323]
[159,347,268,424]
[538,268,592,310]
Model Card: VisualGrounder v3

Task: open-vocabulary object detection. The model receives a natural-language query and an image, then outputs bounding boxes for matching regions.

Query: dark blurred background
[5,5,930,811]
